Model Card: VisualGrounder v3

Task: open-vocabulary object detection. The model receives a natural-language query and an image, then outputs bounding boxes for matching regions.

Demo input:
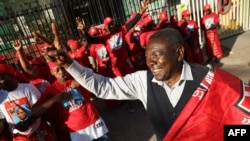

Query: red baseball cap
[203,4,211,11]
[0,64,16,76]
[103,17,114,25]
[0,63,29,83]
[159,11,168,21]
[88,26,100,37]
[182,10,191,17]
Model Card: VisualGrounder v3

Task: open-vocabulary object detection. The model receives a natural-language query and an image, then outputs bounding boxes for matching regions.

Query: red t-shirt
[36,79,100,133]
[89,43,114,77]
[98,26,135,76]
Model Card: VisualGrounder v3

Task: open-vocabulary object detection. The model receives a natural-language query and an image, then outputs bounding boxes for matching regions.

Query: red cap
[47,61,59,69]
[203,4,211,11]
[0,64,29,82]
[159,11,168,21]
[170,15,178,23]
[103,17,114,25]
[88,26,100,37]
[182,10,191,17]
[0,64,16,76]
[67,39,75,46]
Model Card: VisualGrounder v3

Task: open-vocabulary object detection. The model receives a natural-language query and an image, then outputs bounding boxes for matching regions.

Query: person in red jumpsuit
[180,9,204,65]
[201,4,223,63]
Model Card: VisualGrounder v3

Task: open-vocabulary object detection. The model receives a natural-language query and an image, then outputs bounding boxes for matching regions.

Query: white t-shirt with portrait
[0,83,41,135]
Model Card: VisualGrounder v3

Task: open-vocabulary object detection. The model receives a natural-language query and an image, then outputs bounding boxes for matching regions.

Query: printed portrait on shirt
[4,97,31,124]
[97,46,108,60]
[109,34,123,50]
[62,88,85,111]
[204,18,215,29]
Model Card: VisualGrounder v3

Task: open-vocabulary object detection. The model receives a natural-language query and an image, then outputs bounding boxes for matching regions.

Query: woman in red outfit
[201,4,223,63]
[180,9,204,65]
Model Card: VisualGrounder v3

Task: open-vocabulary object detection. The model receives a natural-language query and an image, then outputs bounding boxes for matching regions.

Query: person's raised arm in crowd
[75,17,100,44]
[32,22,63,50]
[32,31,53,46]
[51,22,63,50]
[123,0,149,31]
[13,40,37,77]
[76,17,86,35]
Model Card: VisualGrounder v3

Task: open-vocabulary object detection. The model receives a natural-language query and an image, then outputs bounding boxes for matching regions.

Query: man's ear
[176,46,185,62]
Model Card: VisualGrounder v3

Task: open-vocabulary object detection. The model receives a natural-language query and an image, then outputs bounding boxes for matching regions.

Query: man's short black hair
[149,27,184,46]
